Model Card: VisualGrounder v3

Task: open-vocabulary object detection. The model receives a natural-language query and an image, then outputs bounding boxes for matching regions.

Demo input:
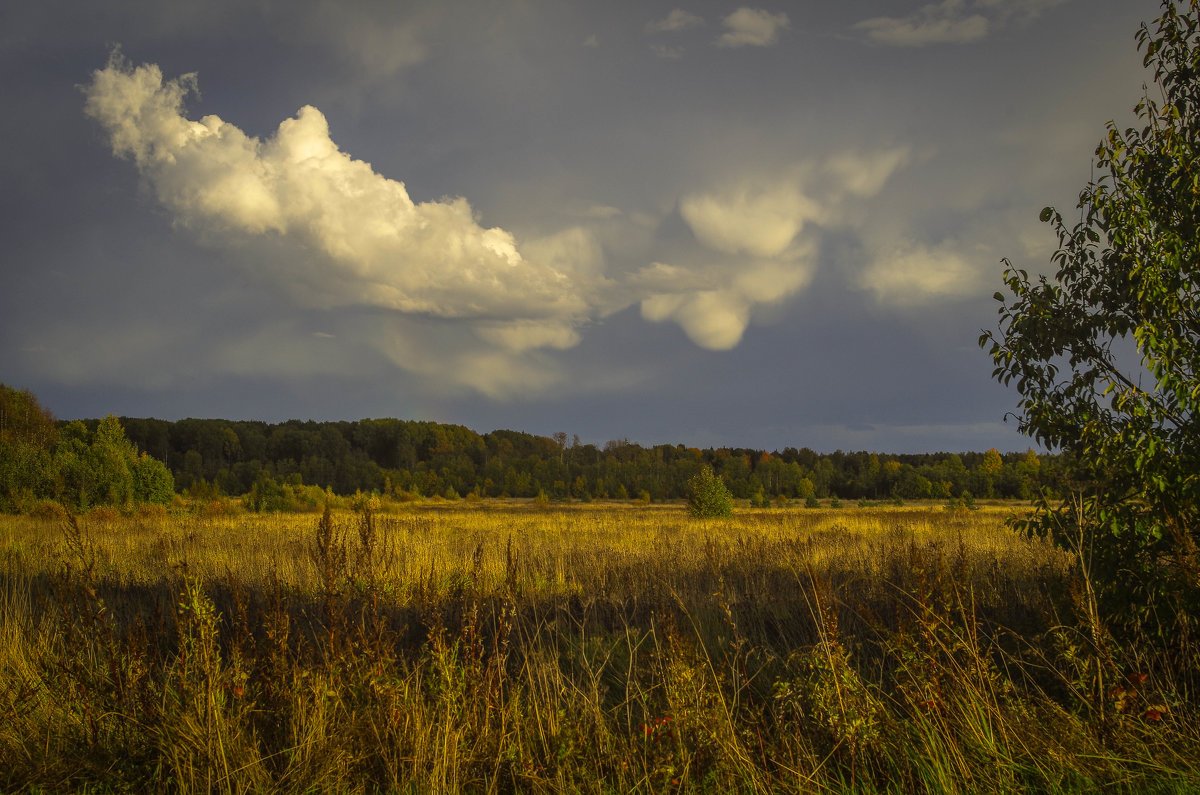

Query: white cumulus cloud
[854,0,1065,47]
[83,54,590,325]
[855,0,988,47]
[717,8,790,48]
[858,238,987,304]
[646,9,704,33]
[974,0,1069,24]
[81,55,930,390]
[651,44,686,60]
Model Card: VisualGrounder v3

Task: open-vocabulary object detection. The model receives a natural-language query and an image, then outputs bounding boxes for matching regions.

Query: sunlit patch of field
[0,502,1195,792]
[0,501,1051,592]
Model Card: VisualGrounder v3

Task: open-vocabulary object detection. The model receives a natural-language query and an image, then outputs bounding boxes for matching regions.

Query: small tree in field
[688,465,733,518]
[981,0,1200,639]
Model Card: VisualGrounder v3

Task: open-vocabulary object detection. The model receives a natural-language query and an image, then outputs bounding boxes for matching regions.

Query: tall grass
[0,501,1196,792]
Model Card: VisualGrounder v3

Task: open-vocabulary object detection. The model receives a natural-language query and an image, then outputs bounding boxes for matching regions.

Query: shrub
[687,465,733,518]
[27,500,66,520]
[245,471,286,512]
[86,505,122,523]
[133,503,167,521]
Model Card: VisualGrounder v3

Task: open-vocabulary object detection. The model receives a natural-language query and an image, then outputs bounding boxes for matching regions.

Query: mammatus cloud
[717,8,790,48]
[639,254,817,350]
[641,149,910,349]
[854,0,1066,47]
[647,180,823,349]
[646,9,704,34]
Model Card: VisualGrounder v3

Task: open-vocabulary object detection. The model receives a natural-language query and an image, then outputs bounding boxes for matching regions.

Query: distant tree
[895,470,934,500]
[85,415,137,508]
[0,384,58,510]
[132,452,175,504]
[572,474,591,500]
[0,384,58,450]
[975,447,1004,498]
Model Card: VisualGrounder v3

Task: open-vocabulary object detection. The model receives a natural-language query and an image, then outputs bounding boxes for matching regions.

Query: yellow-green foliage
[0,502,1197,792]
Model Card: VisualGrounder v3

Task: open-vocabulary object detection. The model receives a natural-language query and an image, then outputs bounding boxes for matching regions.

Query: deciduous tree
[687,465,734,518]
[982,0,1200,637]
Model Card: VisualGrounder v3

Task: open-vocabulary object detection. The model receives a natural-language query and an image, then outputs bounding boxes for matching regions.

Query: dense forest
[116,415,1064,505]
[2,383,1068,512]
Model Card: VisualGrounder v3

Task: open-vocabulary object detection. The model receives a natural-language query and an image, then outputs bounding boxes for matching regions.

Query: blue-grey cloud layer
[0,1,1155,451]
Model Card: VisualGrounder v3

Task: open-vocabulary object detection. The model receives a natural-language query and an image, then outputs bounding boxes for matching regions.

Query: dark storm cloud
[0,0,1157,450]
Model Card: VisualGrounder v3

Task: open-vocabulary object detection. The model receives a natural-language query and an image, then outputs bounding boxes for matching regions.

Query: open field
[1,501,1198,793]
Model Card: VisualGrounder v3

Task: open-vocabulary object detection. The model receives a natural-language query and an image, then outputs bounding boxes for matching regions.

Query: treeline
[114,415,1066,505]
[1,382,1072,512]
[0,385,173,512]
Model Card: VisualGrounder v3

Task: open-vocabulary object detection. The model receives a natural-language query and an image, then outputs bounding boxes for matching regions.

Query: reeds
[0,502,1196,792]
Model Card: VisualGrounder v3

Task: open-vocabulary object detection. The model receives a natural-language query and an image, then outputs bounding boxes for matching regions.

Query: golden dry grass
[0,501,1057,593]
[0,501,1195,793]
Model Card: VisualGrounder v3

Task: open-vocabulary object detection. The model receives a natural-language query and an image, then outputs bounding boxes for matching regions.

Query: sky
[0,0,1161,453]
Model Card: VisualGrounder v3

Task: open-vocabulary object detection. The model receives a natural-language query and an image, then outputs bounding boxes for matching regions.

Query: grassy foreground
[1,501,1197,793]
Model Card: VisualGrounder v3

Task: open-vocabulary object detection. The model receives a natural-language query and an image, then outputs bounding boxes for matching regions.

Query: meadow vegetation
[1,500,1197,793]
